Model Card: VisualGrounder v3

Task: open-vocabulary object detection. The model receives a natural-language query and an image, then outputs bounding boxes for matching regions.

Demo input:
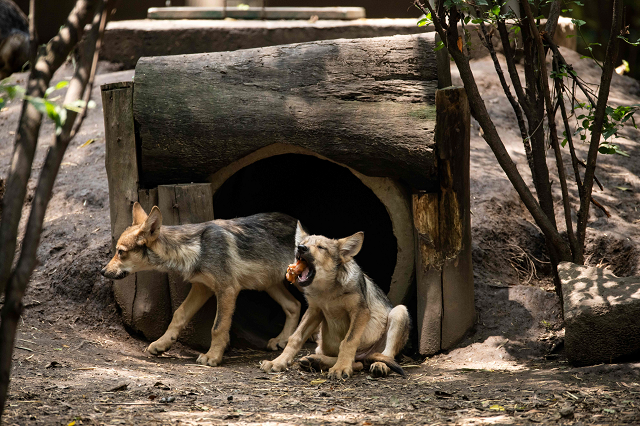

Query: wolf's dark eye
[117,249,124,257]
[317,245,326,251]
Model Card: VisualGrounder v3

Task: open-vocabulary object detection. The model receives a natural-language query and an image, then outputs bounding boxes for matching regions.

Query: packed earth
[1,46,640,425]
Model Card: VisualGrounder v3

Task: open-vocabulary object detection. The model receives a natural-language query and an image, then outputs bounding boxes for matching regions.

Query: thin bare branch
[0,0,102,417]
[414,0,572,261]
[521,0,578,263]
[576,0,623,260]
[544,0,561,40]
[474,15,535,183]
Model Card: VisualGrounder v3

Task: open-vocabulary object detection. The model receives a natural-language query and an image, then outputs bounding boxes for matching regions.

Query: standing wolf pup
[101,203,301,366]
[261,223,410,379]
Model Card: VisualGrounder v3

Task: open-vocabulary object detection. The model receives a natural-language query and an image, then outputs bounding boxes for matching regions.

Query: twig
[15,346,33,352]
[577,159,603,191]
[590,196,611,218]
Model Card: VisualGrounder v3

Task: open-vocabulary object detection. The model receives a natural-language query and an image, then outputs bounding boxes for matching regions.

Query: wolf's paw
[147,339,172,356]
[369,361,390,378]
[260,358,288,373]
[266,336,288,351]
[196,352,221,367]
[299,355,324,372]
[328,364,353,380]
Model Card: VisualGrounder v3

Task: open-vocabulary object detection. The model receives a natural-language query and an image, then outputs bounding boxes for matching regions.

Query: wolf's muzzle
[100,267,129,280]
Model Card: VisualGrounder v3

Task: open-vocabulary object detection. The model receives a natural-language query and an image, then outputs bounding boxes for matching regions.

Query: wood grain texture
[436,87,474,350]
[133,33,440,190]
[133,188,172,341]
[413,192,442,356]
[157,184,217,350]
[102,81,137,326]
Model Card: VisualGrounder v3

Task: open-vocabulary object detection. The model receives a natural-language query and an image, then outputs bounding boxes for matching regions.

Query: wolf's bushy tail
[367,353,406,377]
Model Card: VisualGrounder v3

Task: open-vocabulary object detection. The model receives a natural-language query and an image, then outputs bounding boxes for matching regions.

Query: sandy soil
[1,47,640,425]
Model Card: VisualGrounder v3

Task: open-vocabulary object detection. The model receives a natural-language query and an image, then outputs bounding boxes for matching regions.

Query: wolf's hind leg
[196,287,240,367]
[367,305,410,377]
[299,354,363,373]
[381,305,410,358]
[265,282,301,350]
[147,282,213,355]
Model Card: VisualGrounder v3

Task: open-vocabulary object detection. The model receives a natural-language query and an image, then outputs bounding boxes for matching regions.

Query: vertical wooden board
[101,81,138,326]
[413,193,443,355]
[435,86,475,349]
[157,184,216,350]
[132,188,173,341]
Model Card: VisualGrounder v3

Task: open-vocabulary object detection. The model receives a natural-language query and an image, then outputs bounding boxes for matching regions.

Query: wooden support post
[415,86,474,356]
[132,188,172,340]
[102,81,138,326]
[157,183,215,350]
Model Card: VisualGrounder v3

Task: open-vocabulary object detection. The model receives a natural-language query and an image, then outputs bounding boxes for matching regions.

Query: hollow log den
[101,33,474,356]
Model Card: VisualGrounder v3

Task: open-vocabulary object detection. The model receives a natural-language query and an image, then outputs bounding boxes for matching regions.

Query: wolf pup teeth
[261,222,411,379]
[101,202,302,366]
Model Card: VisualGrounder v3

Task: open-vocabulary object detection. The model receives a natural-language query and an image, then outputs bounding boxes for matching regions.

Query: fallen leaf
[310,378,326,385]
[67,421,76,426]
[154,381,170,390]
[79,138,95,148]
[490,404,506,411]
[616,186,632,192]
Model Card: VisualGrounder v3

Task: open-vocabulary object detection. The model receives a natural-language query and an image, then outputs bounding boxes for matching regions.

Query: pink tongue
[300,267,310,281]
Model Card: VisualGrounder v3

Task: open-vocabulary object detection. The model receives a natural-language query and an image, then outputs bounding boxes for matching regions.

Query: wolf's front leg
[265,282,301,350]
[328,307,370,380]
[261,307,323,373]
[196,287,239,367]
[148,282,213,355]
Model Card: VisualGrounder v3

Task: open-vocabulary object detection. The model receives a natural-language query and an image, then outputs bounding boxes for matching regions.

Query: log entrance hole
[213,153,397,292]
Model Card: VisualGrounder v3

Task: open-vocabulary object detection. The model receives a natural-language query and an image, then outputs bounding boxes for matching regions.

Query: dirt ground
[1,46,640,425]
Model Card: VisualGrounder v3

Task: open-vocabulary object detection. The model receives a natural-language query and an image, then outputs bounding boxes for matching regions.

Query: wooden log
[101,81,138,326]
[157,184,216,350]
[435,87,474,350]
[132,188,172,341]
[133,33,440,190]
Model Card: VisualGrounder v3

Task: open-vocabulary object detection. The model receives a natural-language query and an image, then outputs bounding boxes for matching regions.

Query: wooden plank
[101,81,137,326]
[148,7,366,20]
[132,188,172,341]
[435,87,474,350]
[157,184,216,350]
[133,33,440,190]
[413,193,443,356]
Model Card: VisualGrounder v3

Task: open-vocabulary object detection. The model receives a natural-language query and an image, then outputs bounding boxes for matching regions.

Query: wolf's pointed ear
[132,202,148,226]
[295,221,308,246]
[338,231,364,263]
[137,206,162,245]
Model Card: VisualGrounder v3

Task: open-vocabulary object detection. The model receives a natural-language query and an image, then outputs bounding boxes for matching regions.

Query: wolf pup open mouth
[286,250,315,286]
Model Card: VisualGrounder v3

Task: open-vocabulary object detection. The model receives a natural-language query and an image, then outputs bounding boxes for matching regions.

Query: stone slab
[559,262,640,366]
[148,6,366,20]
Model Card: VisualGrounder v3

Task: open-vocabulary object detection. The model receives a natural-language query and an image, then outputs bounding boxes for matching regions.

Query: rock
[559,262,640,366]
[560,404,575,418]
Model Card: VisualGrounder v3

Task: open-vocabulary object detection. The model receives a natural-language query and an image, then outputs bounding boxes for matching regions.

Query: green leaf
[491,5,501,16]
[418,15,431,27]
[44,80,69,99]
[476,0,488,4]
[571,19,586,27]
[615,187,631,192]
[513,26,521,35]
[574,1,584,6]
[566,34,577,38]
[434,40,445,52]
[561,138,567,147]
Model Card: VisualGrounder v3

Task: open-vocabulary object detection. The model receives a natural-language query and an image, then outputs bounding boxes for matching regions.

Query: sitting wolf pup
[101,203,301,366]
[261,223,410,379]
